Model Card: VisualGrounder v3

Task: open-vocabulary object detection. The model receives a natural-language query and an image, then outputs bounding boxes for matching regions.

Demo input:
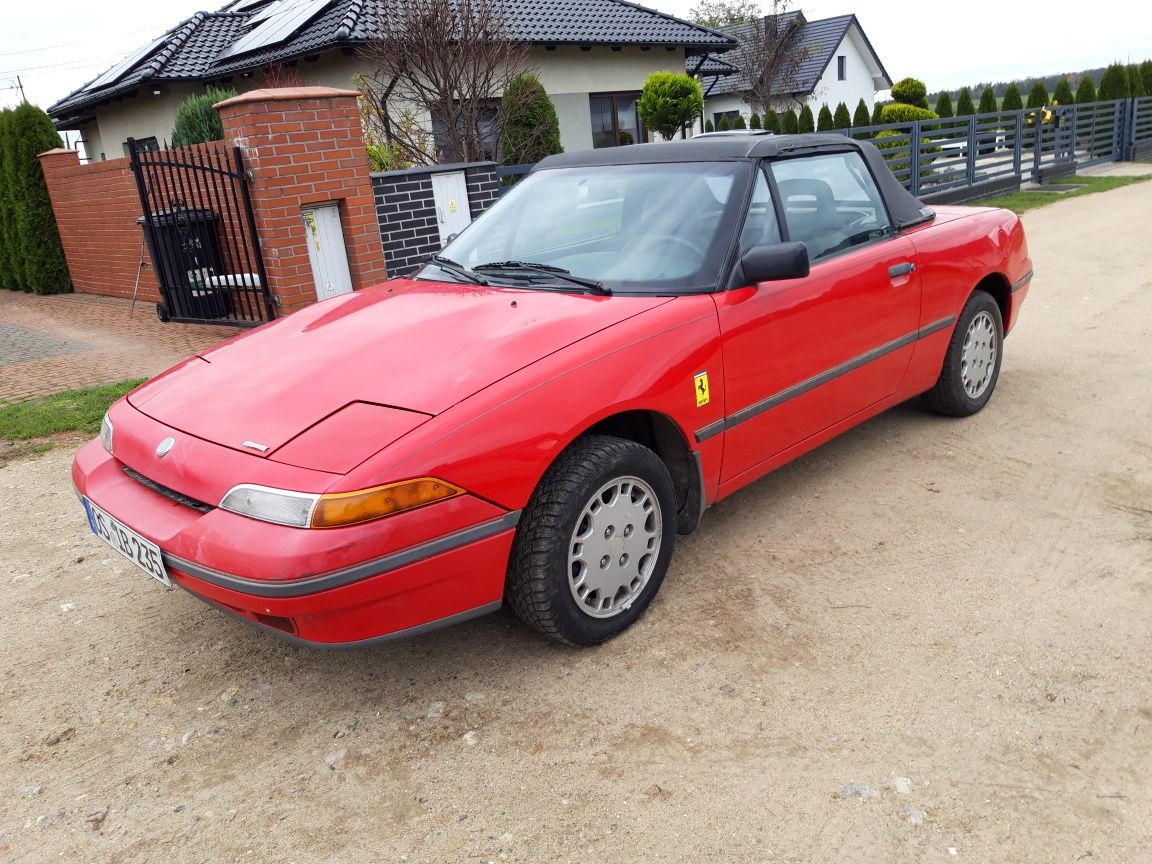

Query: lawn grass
[0,379,145,441]
[978,173,1152,214]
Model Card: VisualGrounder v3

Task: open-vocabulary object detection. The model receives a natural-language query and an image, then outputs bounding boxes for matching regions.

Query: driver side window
[739,168,781,251]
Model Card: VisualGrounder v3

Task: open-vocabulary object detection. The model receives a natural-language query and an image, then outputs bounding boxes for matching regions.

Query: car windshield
[427,162,750,294]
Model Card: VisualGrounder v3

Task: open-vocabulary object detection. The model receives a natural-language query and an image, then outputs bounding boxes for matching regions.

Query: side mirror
[739,242,809,284]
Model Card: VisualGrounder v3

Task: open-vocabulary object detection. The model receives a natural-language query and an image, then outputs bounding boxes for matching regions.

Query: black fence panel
[128,138,274,327]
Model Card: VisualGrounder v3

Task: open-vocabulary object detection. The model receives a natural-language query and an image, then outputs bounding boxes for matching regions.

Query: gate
[128,137,274,326]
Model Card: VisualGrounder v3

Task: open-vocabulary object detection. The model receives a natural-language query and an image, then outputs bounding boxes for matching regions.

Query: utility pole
[15,75,26,103]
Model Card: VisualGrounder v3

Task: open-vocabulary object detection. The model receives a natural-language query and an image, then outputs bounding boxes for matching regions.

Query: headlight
[100,413,114,455]
[219,478,465,529]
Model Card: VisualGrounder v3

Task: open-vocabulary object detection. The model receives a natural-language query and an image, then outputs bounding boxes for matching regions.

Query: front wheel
[923,289,1004,417]
[505,435,677,646]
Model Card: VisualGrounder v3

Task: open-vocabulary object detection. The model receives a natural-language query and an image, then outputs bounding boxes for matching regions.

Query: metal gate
[128,137,274,326]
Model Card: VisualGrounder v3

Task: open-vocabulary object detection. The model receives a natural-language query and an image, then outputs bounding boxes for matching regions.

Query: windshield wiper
[422,255,488,286]
[472,260,610,295]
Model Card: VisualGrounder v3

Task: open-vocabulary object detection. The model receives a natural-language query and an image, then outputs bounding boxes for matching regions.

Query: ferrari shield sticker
[694,372,710,407]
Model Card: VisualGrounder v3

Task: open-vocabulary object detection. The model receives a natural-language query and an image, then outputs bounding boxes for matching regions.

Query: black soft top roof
[534,133,935,229]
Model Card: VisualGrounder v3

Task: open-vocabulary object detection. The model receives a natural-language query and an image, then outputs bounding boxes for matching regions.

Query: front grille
[122,466,213,513]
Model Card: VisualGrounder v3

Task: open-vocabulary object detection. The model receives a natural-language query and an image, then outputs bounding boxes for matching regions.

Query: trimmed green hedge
[499,73,562,165]
[956,87,975,116]
[880,103,939,123]
[171,87,236,147]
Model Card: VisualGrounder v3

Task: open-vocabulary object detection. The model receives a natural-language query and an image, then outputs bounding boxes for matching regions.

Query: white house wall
[807,25,878,114]
[79,83,201,161]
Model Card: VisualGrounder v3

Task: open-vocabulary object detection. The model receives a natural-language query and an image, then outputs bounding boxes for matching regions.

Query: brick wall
[40,86,389,317]
[38,149,161,303]
[371,162,502,278]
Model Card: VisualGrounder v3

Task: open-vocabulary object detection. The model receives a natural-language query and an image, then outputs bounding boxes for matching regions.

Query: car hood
[128,279,675,456]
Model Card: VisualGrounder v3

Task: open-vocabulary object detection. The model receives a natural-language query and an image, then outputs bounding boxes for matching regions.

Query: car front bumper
[72,438,517,645]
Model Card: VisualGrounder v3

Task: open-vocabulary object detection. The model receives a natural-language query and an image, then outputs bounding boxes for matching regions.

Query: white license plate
[82,498,171,587]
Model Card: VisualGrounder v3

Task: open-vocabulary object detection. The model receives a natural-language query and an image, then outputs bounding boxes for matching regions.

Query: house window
[430,103,500,162]
[590,93,648,148]
[123,136,159,156]
[713,110,741,128]
[837,56,846,81]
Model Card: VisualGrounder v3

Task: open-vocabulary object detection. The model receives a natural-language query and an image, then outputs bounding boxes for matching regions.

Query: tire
[923,289,1004,417]
[155,303,171,323]
[505,434,677,646]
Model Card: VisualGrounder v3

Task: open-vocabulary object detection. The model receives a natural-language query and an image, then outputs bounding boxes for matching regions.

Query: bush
[732,113,747,129]
[1098,63,1129,101]
[171,87,236,147]
[872,102,885,125]
[955,87,975,116]
[1026,81,1049,109]
[0,109,18,291]
[934,91,954,118]
[1128,64,1147,98]
[874,129,940,182]
[1141,61,1152,98]
[978,86,998,114]
[763,108,780,133]
[749,111,761,129]
[833,102,851,130]
[637,72,704,140]
[852,98,871,130]
[499,73,562,165]
[816,104,834,131]
[704,118,715,133]
[781,108,798,134]
[1,103,70,294]
[718,114,732,131]
[1075,75,1097,104]
[1052,78,1074,106]
[1001,83,1023,112]
[891,77,928,109]
[880,103,938,124]
[798,104,815,133]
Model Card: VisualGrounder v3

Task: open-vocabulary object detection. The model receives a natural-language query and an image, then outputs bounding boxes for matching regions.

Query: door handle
[889,262,916,279]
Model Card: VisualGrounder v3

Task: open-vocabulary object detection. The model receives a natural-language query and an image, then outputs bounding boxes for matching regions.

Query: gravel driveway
[2,182,1151,863]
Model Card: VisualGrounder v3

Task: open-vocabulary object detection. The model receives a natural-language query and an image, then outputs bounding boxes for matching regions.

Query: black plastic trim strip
[695,315,956,443]
[162,510,522,598]
[1010,271,1033,293]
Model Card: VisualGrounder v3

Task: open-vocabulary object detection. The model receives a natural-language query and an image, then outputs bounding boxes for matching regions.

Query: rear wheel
[923,289,1003,417]
[505,435,676,646]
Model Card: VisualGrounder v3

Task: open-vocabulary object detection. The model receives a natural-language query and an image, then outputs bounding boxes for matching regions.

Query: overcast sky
[2,0,1149,120]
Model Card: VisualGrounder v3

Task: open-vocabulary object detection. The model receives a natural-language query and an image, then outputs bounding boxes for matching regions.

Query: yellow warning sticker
[694,371,710,407]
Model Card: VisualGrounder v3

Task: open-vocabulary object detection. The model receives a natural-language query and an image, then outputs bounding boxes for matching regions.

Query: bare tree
[359,0,533,166]
[730,1,810,113]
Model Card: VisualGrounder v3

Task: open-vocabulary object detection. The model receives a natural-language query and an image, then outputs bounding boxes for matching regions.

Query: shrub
[955,88,975,116]
[1141,60,1152,98]
[833,101,851,130]
[718,114,732,131]
[0,109,18,291]
[171,87,236,147]
[872,102,885,125]
[704,118,715,133]
[891,77,928,109]
[1128,64,1147,98]
[816,104,834,131]
[852,98,871,130]
[749,111,761,129]
[978,86,998,114]
[880,103,938,124]
[874,129,939,181]
[1001,83,1023,112]
[798,104,815,133]
[732,113,747,129]
[499,73,562,165]
[1026,81,1049,109]
[763,108,780,133]
[637,71,704,140]
[1075,75,1097,104]
[781,108,798,134]
[1052,78,1074,106]
[1098,63,1129,101]
[3,103,70,294]
[934,91,954,118]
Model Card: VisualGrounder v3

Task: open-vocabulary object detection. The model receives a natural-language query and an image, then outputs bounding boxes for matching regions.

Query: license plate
[82,498,171,587]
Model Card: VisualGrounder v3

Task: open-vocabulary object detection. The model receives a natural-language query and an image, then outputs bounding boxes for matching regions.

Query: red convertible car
[73,134,1032,647]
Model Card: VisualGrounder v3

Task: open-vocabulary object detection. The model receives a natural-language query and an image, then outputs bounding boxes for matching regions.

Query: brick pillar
[214,87,388,312]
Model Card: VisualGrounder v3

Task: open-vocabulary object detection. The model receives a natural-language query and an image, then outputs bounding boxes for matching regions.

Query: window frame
[589,91,650,148]
[837,55,847,81]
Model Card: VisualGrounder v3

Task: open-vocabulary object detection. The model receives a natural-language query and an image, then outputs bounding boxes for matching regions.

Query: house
[691,11,891,128]
[48,0,735,161]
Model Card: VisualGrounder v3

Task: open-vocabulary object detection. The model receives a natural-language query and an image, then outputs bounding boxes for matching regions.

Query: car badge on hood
[242,440,270,452]
[156,437,176,458]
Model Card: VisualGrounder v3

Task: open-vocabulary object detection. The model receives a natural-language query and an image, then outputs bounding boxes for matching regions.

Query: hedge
[171,87,236,147]
[499,73,562,164]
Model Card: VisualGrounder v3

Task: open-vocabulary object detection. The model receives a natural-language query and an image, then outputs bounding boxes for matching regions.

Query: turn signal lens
[311,478,466,528]
[100,412,114,455]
